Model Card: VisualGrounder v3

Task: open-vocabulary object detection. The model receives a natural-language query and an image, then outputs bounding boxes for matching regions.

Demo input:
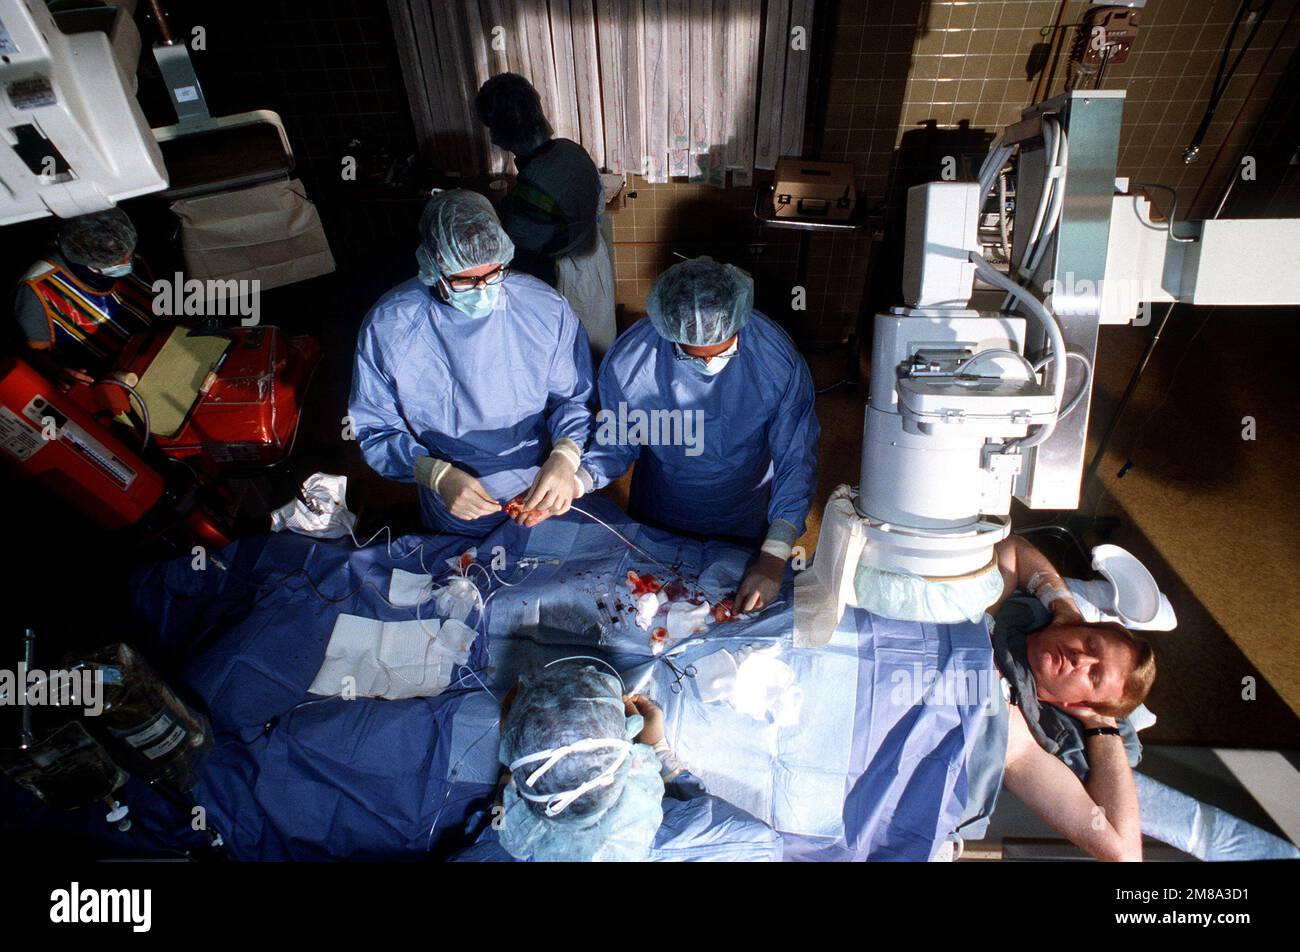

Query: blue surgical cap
[646,256,754,346]
[500,664,633,820]
[58,208,137,270]
[418,189,515,277]
[497,662,664,861]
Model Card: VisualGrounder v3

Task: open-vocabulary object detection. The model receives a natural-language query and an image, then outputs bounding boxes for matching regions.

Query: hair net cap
[475,73,553,155]
[418,189,515,277]
[497,663,664,861]
[58,208,137,269]
[647,257,754,346]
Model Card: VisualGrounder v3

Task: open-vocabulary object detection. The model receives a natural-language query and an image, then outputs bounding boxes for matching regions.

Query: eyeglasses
[674,340,739,363]
[444,265,509,292]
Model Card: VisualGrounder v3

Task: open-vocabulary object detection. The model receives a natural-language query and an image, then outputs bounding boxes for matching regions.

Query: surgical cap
[501,664,635,820]
[475,73,553,155]
[58,208,137,270]
[418,189,515,277]
[497,663,664,861]
[646,257,754,346]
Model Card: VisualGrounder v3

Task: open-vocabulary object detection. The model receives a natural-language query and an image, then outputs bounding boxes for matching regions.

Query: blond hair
[1089,622,1156,718]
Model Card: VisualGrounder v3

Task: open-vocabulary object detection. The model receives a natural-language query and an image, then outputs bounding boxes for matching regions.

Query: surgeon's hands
[624,694,665,746]
[737,552,785,613]
[436,466,500,521]
[523,446,581,517]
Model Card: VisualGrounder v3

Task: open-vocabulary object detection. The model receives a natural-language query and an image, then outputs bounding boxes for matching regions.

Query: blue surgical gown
[451,772,784,862]
[584,313,820,543]
[349,273,594,535]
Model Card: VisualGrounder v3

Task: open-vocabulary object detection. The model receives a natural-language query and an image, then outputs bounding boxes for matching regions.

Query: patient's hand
[624,693,665,746]
[1069,706,1118,730]
[1048,599,1085,626]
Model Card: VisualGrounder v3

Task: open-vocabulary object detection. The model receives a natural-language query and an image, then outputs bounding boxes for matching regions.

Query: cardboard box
[773,158,856,220]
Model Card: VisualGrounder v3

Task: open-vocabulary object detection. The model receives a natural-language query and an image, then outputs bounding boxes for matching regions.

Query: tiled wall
[609,181,806,342]
[612,0,1299,346]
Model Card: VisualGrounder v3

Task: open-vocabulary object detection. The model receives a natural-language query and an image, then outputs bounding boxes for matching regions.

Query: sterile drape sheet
[386,0,811,181]
[4,498,990,861]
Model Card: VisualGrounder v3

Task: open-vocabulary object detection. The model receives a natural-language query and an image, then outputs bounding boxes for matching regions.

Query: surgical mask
[98,261,133,278]
[447,282,502,319]
[675,340,738,376]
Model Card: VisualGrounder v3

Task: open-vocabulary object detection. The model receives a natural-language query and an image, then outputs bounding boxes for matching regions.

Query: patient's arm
[1002,706,1143,861]
[991,535,1082,620]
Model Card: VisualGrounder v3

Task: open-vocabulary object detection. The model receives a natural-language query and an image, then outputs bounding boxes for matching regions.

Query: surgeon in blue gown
[454,661,781,862]
[349,189,595,536]
[581,257,820,612]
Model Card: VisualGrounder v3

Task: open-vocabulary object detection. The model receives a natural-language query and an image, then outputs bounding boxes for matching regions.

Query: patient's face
[1026,622,1133,712]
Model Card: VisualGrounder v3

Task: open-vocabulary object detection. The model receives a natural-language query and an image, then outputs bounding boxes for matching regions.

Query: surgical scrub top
[349,273,594,535]
[584,313,820,544]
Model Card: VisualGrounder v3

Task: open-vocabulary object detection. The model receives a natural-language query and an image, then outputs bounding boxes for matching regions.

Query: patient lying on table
[454,659,781,862]
[954,534,1157,862]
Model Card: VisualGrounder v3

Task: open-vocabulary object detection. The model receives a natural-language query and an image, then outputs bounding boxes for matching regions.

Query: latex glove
[522,441,581,515]
[417,458,499,521]
[624,693,665,746]
[737,552,785,613]
[513,482,580,528]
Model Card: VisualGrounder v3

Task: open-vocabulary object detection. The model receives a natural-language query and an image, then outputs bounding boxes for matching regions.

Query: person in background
[582,257,820,614]
[475,72,616,357]
[349,189,594,536]
[13,208,157,385]
[454,661,781,862]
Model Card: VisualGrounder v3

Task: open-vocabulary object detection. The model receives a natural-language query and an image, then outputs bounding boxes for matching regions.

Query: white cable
[1025,121,1069,280]
[978,136,1013,198]
[968,251,1067,449]
[1025,118,1059,258]
[952,347,1037,380]
[568,504,678,577]
[1000,116,1068,311]
[1034,350,1094,422]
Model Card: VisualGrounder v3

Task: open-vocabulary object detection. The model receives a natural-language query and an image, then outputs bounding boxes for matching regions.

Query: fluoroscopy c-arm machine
[857,89,1300,582]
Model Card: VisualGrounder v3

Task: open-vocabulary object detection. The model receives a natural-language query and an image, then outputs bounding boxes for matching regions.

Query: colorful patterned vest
[21,257,157,373]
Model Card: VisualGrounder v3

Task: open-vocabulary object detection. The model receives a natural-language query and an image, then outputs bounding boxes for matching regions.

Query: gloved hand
[521,440,582,516]
[624,694,665,745]
[416,457,499,521]
[737,552,785,612]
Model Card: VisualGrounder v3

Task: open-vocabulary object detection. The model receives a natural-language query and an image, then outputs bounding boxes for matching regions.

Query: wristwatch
[1083,726,1121,739]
